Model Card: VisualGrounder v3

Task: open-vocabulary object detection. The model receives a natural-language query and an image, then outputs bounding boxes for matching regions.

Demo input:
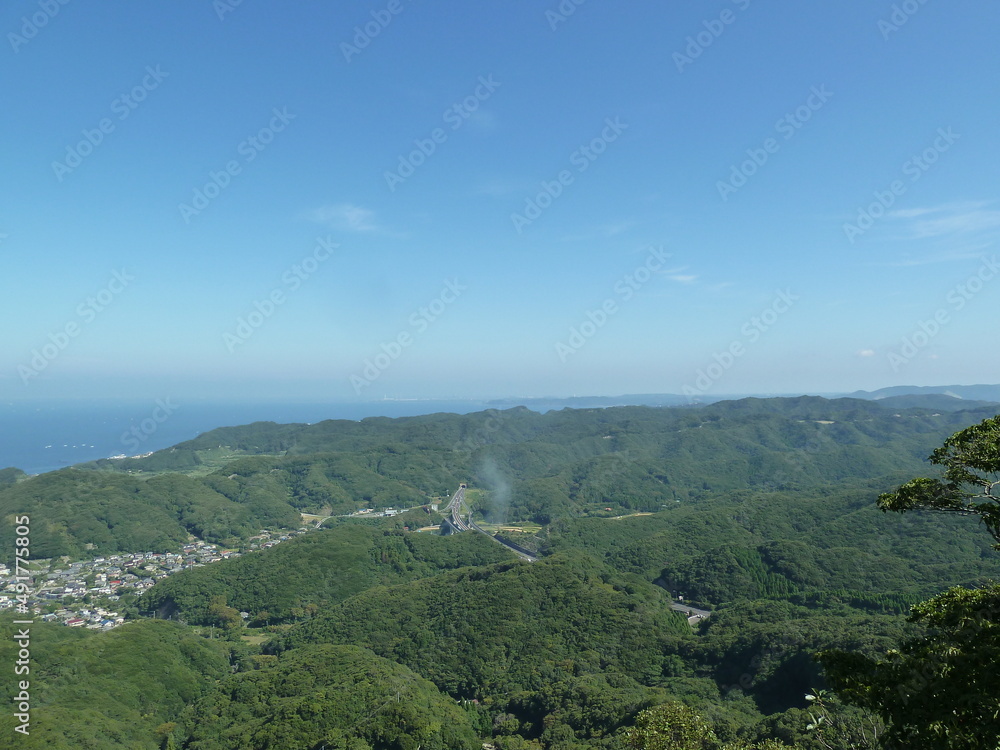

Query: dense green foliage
[181,644,481,750]
[271,553,693,697]
[5,399,999,749]
[0,469,302,557]
[141,524,515,624]
[263,552,919,747]
[0,399,991,560]
[878,413,1000,546]
[261,551,752,746]
[820,415,1000,748]
[0,617,232,748]
[822,584,1000,749]
[660,540,952,611]
[624,701,719,749]
[547,486,1000,603]
[871,393,1000,412]
[685,600,911,717]
[620,701,804,749]
[8,397,996,561]
[0,467,25,486]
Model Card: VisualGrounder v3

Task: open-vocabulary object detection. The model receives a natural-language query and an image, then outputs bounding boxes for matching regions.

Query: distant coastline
[0,400,490,475]
[5,385,996,475]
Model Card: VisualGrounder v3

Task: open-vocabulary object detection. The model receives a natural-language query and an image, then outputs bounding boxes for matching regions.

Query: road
[468,517,537,562]
[445,486,471,531]
[670,602,711,625]
[445,486,537,562]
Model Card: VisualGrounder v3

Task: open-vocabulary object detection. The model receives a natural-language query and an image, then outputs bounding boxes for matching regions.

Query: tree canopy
[823,414,1000,748]
[877,414,1000,546]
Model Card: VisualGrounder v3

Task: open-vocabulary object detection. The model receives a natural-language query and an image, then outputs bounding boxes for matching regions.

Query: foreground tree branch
[877,415,1000,545]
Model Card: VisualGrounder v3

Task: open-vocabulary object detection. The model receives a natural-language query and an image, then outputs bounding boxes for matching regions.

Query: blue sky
[2,0,998,402]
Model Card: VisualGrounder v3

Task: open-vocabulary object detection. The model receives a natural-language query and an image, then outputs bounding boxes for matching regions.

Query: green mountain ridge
[2,397,998,749]
[141,524,516,624]
[5,396,992,560]
[0,617,232,749]
[269,551,692,697]
[181,644,481,750]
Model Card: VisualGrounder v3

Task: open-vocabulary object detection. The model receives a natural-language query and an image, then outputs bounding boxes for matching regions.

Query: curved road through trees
[443,486,536,562]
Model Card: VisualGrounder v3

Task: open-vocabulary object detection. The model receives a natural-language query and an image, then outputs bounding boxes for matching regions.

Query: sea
[0,400,495,475]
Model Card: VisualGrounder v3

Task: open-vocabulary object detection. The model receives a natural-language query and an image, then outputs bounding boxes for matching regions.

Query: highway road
[445,486,471,531]
[670,602,711,625]
[445,486,536,562]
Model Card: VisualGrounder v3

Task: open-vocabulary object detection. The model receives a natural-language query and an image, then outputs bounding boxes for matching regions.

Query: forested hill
[106,394,996,462]
[2,399,999,747]
[2,397,997,559]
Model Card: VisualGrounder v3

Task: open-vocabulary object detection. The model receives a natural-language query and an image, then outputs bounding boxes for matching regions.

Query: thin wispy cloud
[308,203,381,233]
[660,263,695,283]
[888,201,1000,239]
[869,201,1000,266]
[559,221,638,242]
[469,110,499,131]
[910,209,1000,239]
[599,221,636,237]
[889,208,933,219]
[873,246,992,268]
[474,179,534,197]
[707,281,735,293]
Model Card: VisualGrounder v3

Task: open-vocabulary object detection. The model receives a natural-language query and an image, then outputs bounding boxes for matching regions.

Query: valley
[1,396,998,748]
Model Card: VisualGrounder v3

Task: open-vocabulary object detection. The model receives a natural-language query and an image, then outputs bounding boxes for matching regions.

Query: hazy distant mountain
[489,386,1000,413]
[848,384,1000,403]
[871,394,1000,412]
[14,394,996,559]
[486,393,752,410]
[8,395,1000,748]
[486,393,698,410]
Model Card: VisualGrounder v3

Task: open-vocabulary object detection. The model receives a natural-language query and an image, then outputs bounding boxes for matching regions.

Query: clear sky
[2,1,998,403]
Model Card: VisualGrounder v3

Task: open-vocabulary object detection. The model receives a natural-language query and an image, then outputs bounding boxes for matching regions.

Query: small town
[0,527,311,630]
